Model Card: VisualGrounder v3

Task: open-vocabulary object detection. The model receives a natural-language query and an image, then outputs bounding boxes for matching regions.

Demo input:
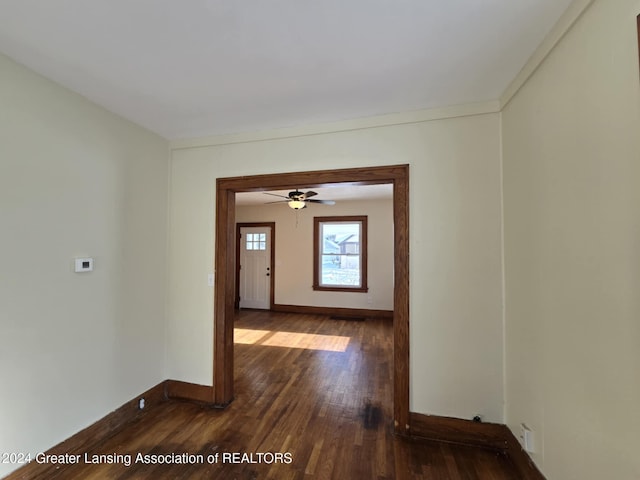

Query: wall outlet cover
[520,423,535,453]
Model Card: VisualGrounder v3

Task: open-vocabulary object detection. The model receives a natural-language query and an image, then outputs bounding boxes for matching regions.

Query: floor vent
[330,315,365,321]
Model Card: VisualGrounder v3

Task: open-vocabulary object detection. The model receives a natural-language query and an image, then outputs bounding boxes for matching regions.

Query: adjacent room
[1,0,639,479]
[234,184,394,315]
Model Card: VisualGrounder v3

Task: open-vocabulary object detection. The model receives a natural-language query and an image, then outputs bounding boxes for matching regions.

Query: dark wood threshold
[271,303,393,319]
[409,412,546,479]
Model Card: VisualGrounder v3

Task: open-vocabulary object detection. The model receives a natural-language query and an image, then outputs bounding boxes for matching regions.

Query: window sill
[312,285,369,293]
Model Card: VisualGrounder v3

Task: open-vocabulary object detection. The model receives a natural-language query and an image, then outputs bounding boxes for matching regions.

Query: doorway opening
[235,223,276,310]
[213,164,410,434]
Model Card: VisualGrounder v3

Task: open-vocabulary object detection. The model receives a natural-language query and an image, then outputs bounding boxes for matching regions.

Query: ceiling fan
[263,190,336,210]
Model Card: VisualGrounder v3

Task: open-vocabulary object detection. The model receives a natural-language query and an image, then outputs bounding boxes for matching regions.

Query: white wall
[0,54,169,477]
[236,198,394,310]
[502,0,640,478]
[168,113,505,422]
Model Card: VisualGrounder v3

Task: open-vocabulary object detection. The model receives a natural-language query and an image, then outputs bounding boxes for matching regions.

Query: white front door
[239,226,272,309]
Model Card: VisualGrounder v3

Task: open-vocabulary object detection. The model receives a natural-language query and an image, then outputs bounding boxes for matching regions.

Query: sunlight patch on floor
[234,328,272,344]
[234,328,350,352]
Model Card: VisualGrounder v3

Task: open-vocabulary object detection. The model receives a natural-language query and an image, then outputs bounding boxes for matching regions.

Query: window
[245,233,266,250]
[313,216,368,292]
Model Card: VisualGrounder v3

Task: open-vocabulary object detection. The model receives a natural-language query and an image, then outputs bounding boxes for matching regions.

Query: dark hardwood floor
[12,311,520,479]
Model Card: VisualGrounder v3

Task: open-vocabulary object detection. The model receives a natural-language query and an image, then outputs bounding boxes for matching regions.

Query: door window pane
[246,232,267,251]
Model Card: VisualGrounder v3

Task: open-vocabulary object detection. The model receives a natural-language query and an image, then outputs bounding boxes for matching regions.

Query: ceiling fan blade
[263,192,291,200]
[264,200,289,204]
[304,191,318,198]
[307,199,335,205]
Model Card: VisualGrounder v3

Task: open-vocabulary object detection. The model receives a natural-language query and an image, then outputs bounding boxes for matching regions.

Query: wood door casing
[214,164,410,434]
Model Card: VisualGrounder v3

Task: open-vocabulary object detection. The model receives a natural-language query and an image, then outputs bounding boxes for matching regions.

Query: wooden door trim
[214,164,410,432]
[214,187,235,406]
[235,222,276,310]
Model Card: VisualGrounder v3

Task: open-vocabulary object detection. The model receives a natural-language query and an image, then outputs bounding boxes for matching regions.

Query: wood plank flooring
[11,311,520,479]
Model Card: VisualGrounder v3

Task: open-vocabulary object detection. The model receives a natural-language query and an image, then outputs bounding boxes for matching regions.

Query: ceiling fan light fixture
[288,200,306,210]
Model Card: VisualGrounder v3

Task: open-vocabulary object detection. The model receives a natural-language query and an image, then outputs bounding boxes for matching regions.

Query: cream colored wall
[0,54,169,477]
[236,198,394,310]
[5,2,638,476]
[502,0,640,478]
[168,113,505,422]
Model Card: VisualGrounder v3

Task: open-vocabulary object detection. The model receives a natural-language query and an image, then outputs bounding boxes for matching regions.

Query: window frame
[313,215,368,293]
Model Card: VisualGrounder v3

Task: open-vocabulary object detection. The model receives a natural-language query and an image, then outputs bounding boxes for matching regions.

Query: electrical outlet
[519,423,534,453]
[138,398,145,410]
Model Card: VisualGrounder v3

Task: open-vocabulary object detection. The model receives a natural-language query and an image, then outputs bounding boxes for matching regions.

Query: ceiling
[236,184,393,206]
[0,1,573,140]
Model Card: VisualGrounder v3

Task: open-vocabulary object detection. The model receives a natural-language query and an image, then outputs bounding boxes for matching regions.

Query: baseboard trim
[3,382,167,480]
[165,380,215,404]
[2,389,544,480]
[409,412,508,450]
[271,303,393,319]
[503,426,546,480]
[2,380,220,479]
[409,412,545,479]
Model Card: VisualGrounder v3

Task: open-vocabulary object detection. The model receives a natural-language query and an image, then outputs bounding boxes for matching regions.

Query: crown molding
[170,0,595,151]
[500,0,596,109]
[170,101,501,150]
